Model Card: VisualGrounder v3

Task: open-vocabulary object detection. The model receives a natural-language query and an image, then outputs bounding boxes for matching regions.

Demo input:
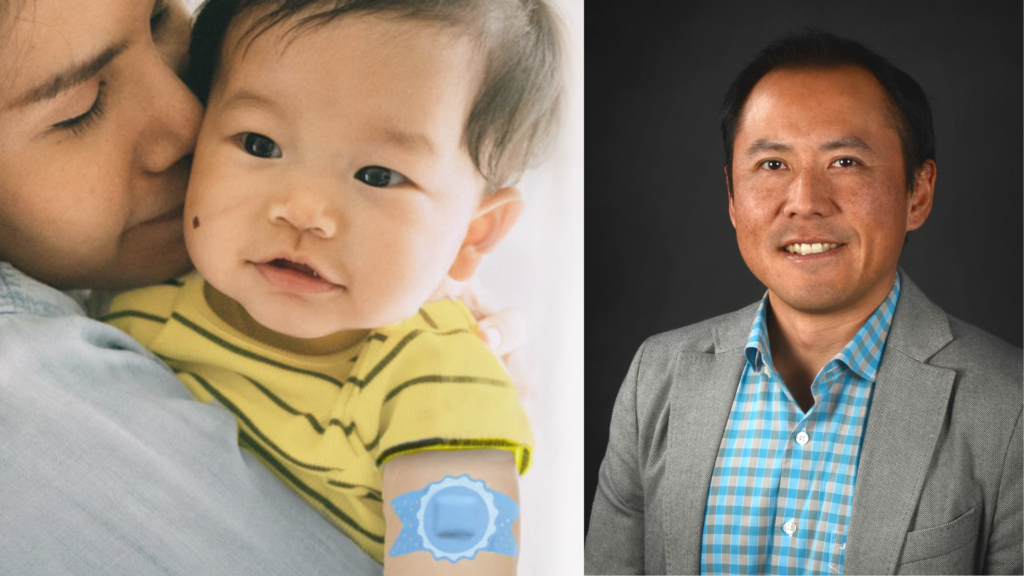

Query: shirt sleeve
[983,407,1023,574]
[585,340,647,575]
[372,323,533,475]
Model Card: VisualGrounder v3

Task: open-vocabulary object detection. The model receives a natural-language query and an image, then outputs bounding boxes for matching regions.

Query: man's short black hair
[720,30,935,195]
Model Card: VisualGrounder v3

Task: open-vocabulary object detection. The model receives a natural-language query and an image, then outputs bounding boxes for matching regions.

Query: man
[585,31,1022,575]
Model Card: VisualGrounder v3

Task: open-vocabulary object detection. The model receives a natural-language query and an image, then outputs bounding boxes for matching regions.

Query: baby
[105,0,562,572]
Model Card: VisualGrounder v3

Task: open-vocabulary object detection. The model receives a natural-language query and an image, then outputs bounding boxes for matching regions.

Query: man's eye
[240,133,282,159]
[761,160,786,171]
[354,166,408,188]
[832,158,858,168]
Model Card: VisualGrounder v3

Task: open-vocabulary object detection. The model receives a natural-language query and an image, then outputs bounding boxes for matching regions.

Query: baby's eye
[760,160,786,171]
[240,132,282,159]
[354,166,408,188]
[831,158,858,168]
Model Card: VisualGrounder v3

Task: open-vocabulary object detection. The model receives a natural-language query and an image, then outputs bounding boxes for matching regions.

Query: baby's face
[186,12,488,338]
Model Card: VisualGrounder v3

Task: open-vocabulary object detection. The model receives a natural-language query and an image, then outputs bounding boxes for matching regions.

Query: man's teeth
[784,243,840,255]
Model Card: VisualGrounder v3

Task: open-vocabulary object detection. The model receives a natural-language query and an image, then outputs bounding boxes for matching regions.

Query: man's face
[728,66,934,316]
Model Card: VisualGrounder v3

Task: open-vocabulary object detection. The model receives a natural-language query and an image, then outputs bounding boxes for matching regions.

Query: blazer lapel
[664,305,754,574]
[844,272,955,574]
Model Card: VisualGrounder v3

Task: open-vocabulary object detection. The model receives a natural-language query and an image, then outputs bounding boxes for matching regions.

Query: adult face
[0,0,199,290]
[728,66,934,317]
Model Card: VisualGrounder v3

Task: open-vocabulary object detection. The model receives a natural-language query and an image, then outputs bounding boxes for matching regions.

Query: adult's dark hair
[720,30,935,194]
[188,0,564,191]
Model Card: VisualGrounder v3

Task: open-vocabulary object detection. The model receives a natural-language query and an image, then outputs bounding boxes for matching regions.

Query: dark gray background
[584,1,1023,533]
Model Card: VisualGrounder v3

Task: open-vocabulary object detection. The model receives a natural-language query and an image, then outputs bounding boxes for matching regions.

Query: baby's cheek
[183,211,220,280]
[367,263,438,326]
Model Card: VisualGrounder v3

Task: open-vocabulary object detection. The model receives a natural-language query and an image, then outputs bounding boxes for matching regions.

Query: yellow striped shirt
[105,272,532,562]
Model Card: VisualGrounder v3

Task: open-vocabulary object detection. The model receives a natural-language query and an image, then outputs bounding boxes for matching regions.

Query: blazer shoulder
[624,303,756,411]
[932,314,1022,407]
[642,302,759,358]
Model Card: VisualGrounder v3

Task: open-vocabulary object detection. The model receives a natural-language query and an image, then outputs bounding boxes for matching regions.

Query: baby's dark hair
[188,0,564,191]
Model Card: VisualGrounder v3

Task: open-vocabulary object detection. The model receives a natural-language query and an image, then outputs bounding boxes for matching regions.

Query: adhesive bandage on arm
[389,474,519,562]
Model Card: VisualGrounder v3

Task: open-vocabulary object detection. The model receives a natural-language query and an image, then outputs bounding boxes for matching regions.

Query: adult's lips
[781,241,844,255]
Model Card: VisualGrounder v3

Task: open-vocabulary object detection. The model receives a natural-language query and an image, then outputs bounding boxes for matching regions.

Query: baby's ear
[448,188,523,281]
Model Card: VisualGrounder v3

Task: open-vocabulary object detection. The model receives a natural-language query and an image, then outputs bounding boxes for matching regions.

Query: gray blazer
[585,272,1022,575]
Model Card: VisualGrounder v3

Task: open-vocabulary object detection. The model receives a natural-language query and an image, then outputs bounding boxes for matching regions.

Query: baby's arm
[382,450,519,575]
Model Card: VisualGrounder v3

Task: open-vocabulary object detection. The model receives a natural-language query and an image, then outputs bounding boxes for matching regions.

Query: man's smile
[782,242,844,255]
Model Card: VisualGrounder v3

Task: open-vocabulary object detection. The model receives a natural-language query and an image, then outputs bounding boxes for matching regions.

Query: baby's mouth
[254,257,341,294]
[268,258,322,280]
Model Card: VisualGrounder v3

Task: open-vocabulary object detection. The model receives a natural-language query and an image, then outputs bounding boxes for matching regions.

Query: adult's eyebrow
[744,136,873,156]
[9,39,129,110]
[819,136,872,152]
[745,139,792,157]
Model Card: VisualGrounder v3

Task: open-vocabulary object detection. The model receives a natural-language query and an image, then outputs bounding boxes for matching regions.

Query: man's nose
[267,178,339,238]
[783,167,834,218]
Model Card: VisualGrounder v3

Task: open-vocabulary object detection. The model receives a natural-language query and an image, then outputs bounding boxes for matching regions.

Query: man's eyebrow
[819,136,872,152]
[745,139,792,157]
[744,136,873,156]
[10,39,129,110]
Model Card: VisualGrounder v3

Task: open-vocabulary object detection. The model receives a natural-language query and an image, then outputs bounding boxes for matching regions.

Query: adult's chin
[105,219,194,289]
[7,254,191,292]
[768,282,857,315]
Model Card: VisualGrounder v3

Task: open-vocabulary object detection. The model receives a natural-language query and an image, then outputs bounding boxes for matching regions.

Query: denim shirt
[0,262,91,317]
[0,262,381,575]
[0,261,189,401]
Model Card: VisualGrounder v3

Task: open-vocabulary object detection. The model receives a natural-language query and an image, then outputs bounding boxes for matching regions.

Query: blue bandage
[390,474,519,562]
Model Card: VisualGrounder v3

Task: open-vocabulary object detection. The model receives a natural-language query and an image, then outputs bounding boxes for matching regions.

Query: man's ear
[448,187,524,281]
[906,159,936,232]
[725,166,738,229]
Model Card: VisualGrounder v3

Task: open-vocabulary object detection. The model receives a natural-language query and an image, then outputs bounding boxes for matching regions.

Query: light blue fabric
[0,263,383,575]
[701,274,900,575]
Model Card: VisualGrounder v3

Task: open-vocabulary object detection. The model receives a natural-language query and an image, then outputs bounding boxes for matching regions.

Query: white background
[183,1,584,573]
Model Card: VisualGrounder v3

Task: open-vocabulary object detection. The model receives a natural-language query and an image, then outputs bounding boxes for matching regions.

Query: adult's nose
[135,49,202,176]
[784,166,834,219]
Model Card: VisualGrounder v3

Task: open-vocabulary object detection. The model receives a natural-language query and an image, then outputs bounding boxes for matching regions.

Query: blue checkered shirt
[700,274,901,575]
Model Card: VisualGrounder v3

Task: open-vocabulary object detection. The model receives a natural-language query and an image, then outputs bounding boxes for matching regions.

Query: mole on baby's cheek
[192,216,200,229]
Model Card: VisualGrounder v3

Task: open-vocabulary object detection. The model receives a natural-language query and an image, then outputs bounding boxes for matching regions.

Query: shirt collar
[744,272,902,382]
[0,262,87,318]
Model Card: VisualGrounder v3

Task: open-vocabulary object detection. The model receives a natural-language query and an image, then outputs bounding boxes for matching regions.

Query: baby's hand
[429,277,533,405]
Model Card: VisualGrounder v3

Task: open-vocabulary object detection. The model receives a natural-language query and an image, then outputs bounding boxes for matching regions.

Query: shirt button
[795,430,809,445]
[783,520,797,535]
[762,364,772,378]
